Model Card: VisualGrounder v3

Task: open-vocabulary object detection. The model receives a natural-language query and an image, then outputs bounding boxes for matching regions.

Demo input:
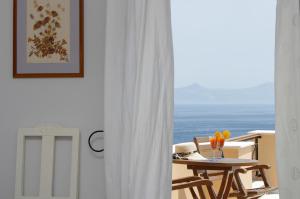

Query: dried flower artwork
[14,0,83,77]
[27,0,70,63]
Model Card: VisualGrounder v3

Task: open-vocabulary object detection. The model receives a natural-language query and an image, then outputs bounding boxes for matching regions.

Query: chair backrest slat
[193,136,209,154]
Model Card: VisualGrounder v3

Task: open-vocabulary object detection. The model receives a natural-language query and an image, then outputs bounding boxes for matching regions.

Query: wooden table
[173,158,258,199]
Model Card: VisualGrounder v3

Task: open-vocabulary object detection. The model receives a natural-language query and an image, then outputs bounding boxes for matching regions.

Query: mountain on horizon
[175,82,274,105]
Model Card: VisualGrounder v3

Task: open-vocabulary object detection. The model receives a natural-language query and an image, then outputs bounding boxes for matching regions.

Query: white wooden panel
[19,128,79,137]
[15,131,25,198]
[69,132,80,199]
[39,135,55,197]
[15,127,80,199]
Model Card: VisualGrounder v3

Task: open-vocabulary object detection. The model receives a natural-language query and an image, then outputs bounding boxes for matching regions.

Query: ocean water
[174,104,275,144]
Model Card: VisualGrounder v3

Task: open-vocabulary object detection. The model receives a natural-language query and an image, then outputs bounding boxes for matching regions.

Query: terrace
[172,130,278,198]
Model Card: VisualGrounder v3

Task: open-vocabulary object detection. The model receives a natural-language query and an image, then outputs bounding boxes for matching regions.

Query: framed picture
[13,0,84,78]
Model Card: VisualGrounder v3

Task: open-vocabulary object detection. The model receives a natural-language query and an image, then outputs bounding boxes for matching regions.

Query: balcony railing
[229,133,262,162]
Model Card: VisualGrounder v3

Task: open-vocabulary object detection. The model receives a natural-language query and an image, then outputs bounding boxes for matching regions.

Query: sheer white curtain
[104,0,174,198]
[276,0,300,198]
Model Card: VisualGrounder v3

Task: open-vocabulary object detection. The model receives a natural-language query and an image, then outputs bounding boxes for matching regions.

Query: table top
[173,158,258,168]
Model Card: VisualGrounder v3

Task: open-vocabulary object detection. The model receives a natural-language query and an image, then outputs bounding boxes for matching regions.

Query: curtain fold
[276,0,300,198]
[104,0,174,198]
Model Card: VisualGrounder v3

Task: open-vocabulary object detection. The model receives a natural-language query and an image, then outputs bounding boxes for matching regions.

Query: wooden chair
[172,176,217,199]
[193,137,209,154]
[229,165,277,199]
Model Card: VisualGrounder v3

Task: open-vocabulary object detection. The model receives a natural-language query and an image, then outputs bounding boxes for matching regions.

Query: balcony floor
[253,181,279,199]
[261,193,279,199]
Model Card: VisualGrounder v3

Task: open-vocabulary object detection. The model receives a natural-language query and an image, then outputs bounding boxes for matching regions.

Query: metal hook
[88,130,104,152]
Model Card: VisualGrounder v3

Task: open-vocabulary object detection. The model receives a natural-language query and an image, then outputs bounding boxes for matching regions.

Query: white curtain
[104,0,174,198]
[276,0,300,198]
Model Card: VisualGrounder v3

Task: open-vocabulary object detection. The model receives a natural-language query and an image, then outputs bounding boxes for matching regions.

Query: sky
[171,0,277,89]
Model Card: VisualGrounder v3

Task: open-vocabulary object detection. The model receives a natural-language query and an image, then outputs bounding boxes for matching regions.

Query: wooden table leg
[202,170,218,199]
[223,171,234,199]
[216,170,229,199]
[195,169,229,199]
[192,168,206,199]
[199,169,230,199]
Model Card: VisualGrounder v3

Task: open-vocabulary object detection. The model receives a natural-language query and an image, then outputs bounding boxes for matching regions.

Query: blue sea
[173,104,275,144]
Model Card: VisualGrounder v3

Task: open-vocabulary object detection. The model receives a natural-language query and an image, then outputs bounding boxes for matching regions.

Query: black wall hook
[88,130,104,152]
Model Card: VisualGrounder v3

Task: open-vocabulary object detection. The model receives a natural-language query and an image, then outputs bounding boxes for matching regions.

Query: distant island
[175,82,274,105]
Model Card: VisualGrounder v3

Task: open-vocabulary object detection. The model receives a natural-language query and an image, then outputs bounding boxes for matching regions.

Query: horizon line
[175,81,274,90]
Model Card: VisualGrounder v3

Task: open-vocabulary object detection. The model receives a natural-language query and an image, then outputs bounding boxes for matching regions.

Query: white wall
[0,0,106,198]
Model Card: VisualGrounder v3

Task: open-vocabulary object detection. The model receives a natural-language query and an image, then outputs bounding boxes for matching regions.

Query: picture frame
[13,0,84,78]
